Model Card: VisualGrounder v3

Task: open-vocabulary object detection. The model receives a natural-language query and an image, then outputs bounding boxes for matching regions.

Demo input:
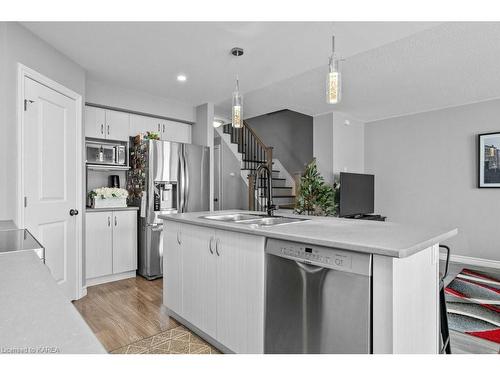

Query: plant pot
[92,197,127,208]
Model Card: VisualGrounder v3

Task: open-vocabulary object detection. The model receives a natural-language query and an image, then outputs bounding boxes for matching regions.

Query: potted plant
[89,187,129,209]
[294,159,339,216]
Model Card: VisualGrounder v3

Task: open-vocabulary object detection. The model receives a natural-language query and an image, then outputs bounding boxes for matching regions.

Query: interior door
[23,77,80,301]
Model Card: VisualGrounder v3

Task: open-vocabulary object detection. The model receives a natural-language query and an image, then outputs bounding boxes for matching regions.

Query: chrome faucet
[255,163,276,216]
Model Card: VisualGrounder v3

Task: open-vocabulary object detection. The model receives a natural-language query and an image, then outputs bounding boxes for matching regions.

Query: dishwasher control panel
[266,238,372,276]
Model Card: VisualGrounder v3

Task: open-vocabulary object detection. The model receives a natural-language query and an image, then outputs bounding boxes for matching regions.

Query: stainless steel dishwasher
[264,238,372,354]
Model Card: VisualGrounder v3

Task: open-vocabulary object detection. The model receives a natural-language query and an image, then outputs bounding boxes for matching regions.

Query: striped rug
[445,268,500,345]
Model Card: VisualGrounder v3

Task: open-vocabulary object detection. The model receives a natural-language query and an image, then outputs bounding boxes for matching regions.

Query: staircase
[221,122,296,211]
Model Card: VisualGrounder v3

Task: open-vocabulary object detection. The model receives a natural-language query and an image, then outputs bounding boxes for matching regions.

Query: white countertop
[160,210,457,258]
[86,206,139,213]
[0,251,105,354]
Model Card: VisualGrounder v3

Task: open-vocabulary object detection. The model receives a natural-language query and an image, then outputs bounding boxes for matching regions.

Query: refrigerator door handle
[184,147,190,212]
[178,150,185,213]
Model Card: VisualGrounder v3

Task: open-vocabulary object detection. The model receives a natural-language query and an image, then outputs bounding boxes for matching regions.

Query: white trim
[440,253,500,269]
[17,63,84,300]
[86,271,137,287]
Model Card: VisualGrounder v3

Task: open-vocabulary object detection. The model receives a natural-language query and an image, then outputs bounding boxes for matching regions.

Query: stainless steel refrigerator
[128,139,210,279]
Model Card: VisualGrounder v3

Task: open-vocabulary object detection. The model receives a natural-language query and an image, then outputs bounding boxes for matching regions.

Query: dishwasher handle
[295,261,326,274]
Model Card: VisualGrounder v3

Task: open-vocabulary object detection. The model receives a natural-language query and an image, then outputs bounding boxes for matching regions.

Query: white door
[23,77,81,300]
[85,211,113,279]
[112,210,137,274]
[181,224,217,337]
[84,106,105,138]
[106,110,130,142]
[163,221,182,315]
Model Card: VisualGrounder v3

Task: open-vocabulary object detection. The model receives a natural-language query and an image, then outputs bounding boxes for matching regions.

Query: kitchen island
[160,210,457,354]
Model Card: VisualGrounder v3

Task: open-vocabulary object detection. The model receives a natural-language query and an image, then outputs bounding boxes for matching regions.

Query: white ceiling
[225,22,500,122]
[22,21,439,120]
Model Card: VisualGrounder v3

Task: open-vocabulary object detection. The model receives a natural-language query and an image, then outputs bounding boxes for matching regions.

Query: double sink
[200,213,309,227]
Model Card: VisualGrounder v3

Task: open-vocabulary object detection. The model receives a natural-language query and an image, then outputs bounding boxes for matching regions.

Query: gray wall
[313,112,365,184]
[215,136,248,211]
[0,22,86,222]
[365,99,500,261]
[246,110,313,175]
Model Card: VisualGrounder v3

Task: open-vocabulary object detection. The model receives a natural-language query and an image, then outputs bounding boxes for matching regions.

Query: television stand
[343,214,386,222]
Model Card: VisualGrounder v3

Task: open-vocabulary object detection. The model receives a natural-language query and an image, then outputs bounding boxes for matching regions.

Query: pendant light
[231,47,244,128]
[327,35,342,104]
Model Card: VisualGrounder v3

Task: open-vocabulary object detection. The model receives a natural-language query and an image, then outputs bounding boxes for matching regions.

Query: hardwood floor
[73,276,178,352]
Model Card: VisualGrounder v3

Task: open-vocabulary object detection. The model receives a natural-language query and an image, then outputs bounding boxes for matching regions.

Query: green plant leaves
[294,159,338,216]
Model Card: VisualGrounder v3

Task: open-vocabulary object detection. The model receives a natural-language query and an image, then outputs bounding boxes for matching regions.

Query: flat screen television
[339,172,374,217]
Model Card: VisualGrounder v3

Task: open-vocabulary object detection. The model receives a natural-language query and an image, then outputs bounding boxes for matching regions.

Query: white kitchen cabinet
[105,110,130,142]
[84,106,106,139]
[129,114,161,137]
[180,223,217,338]
[112,210,138,274]
[85,210,137,285]
[161,120,191,143]
[84,106,130,142]
[85,211,113,279]
[163,222,265,353]
[163,221,183,315]
[215,230,265,353]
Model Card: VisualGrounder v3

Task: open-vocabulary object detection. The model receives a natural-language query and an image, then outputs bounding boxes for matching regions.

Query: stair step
[260,195,296,198]
[242,168,280,173]
[278,203,296,210]
[242,159,274,164]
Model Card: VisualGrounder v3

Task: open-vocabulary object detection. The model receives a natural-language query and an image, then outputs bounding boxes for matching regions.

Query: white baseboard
[440,253,500,269]
[86,270,136,287]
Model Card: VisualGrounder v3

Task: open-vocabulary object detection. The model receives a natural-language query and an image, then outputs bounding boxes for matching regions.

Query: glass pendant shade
[232,79,243,128]
[326,35,341,104]
[327,57,341,104]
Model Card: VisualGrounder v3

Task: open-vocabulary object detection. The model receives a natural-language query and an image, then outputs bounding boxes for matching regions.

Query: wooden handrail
[242,120,273,170]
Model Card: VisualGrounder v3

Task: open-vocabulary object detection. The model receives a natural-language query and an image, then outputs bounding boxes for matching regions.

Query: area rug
[111,325,220,354]
[445,268,500,344]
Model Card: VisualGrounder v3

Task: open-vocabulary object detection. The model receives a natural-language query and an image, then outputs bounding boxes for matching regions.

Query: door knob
[69,209,79,216]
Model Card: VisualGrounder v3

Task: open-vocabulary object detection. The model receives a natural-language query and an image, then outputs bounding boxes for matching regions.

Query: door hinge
[24,196,28,207]
[24,99,34,111]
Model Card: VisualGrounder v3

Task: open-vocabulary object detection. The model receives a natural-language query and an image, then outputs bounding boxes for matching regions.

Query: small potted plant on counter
[88,187,129,209]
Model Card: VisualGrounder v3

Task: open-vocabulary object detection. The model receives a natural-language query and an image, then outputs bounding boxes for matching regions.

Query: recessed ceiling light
[177,74,187,82]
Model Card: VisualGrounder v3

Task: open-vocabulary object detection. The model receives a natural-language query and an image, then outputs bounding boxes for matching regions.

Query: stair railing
[223,121,273,211]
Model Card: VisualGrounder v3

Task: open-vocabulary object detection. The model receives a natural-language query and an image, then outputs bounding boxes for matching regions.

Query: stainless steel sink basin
[238,216,309,226]
[200,213,309,226]
[200,213,262,222]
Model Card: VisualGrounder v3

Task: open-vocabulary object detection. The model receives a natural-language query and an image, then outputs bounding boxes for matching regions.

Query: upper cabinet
[84,106,130,142]
[86,106,192,144]
[130,114,191,144]
[161,120,192,143]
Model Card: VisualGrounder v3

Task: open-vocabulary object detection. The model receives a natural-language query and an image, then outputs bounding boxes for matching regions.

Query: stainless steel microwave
[86,139,127,167]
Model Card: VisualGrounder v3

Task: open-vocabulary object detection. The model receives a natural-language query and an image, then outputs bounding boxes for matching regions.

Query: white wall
[0,22,86,222]
[85,80,195,123]
[365,99,500,261]
[313,112,365,184]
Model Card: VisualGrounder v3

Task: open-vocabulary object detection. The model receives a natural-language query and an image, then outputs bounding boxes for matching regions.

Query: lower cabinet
[163,222,265,353]
[86,210,137,285]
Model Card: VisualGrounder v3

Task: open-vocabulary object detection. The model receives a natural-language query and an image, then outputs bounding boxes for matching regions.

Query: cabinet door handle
[208,236,214,255]
[114,216,117,226]
[158,123,160,131]
[108,216,111,227]
[163,124,165,133]
[176,231,181,245]
[107,124,110,135]
[215,238,220,256]
[101,124,104,134]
